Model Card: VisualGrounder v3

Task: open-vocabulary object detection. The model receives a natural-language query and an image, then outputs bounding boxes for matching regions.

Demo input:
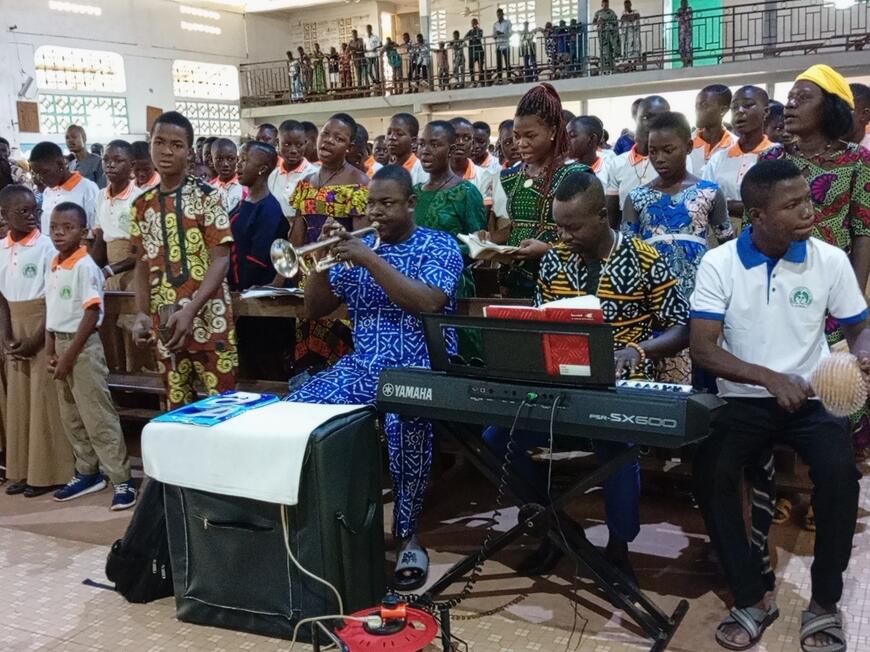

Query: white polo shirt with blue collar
[690,228,869,398]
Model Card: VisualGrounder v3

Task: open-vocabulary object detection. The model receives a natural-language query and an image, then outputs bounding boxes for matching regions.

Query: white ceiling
[179,0,345,11]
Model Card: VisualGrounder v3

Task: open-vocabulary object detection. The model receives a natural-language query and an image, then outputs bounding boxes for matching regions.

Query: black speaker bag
[163,407,384,639]
[105,480,174,603]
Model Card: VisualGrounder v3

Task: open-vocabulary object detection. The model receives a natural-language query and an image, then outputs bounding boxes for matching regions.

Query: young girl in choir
[0,185,73,496]
[621,111,731,382]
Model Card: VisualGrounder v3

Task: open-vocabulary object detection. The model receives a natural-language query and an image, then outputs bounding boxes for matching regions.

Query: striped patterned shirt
[535,235,689,369]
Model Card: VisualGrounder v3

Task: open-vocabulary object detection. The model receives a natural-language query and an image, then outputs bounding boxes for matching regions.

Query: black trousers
[694,398,859,608]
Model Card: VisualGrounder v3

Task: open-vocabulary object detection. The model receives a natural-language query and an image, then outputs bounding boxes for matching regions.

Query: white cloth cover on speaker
[142,401,368,505]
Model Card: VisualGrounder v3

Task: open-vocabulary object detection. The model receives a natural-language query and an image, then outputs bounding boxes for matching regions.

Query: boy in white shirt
[387,113,429,186]
[209,139,246,216]
[45,202,135,510]
[131,141,160,193]
[471,121,502,175]
[0,185,72,496]
[690,84,736,172]
[566,115,610,187]
[93,140,138,287]
[449,117,493,204]
[29,141,99,232]
[691,160,867,650]
[702,86,773,231]
[268,120,318,219]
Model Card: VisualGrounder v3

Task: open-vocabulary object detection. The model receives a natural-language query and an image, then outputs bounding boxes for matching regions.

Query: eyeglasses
[10,207,42,218]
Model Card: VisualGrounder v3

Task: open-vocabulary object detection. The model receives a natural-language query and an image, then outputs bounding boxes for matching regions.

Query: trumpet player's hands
[332,231,377,268]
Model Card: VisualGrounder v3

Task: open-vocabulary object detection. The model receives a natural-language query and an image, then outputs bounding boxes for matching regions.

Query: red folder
[484,298,603,377]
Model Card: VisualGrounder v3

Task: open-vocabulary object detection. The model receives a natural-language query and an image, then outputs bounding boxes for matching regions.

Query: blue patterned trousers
[286,357,432,540]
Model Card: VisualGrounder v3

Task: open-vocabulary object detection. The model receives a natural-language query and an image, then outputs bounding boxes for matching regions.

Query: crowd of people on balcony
[282,0,695,101]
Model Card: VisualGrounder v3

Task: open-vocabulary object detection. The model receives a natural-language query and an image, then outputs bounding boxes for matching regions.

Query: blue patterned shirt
[328,226,464,371]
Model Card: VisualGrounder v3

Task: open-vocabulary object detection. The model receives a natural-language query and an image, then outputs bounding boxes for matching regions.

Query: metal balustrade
[239,0,870,108]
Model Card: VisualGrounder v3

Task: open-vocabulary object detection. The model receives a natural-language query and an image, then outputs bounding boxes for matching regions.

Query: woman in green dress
[414,121,487,294]
[491,83,590,297]
[311,43,327,94]
[416,120,488,358]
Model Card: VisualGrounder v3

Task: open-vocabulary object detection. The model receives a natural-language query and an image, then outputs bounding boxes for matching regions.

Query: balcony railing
[240,0,870,108]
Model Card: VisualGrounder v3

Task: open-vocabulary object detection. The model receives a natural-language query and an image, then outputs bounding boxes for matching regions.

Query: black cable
[545,393,588,651]
[407,398,531,614]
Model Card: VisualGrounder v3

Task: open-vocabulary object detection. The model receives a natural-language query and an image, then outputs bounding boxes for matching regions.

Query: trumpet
[270,222,381,278]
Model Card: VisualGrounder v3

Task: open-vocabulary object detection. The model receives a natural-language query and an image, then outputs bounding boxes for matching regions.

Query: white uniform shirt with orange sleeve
[0,229,57,301]
[45,246,105,333]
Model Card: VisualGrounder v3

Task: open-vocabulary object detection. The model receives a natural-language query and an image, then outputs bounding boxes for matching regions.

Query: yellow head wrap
[795,64,855,109]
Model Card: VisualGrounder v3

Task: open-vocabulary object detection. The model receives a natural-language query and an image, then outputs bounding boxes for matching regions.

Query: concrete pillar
[578,0,589,24]
[419,0,430,42]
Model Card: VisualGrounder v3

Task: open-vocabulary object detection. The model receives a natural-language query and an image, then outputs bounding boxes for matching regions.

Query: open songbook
[457,233,520,260]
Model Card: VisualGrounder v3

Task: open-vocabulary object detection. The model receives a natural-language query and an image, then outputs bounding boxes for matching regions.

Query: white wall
[0,0,258,151]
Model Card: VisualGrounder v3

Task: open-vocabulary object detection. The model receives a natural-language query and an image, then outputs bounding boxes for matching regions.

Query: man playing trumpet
[286,165,464,591]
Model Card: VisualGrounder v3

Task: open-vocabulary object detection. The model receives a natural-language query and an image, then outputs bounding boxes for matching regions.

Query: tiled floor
[2,455,870,652]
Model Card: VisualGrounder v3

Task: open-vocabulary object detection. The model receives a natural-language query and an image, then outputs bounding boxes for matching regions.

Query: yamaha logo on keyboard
[589,412,678,428]
[381,383,433,402]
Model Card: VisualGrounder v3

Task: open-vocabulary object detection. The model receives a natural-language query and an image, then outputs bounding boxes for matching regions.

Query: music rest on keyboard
[377,368,723,449]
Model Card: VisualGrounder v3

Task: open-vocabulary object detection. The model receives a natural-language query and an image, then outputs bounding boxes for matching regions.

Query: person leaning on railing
[466,18,485,86]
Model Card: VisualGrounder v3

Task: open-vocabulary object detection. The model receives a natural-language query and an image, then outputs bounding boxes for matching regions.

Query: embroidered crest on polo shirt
[790,286,813,308]
[23,263,37,279]
[60,286,72,300]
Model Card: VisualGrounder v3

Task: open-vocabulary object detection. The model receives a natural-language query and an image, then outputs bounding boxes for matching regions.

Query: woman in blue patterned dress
[622,111,732,300]
[287,165,464,591]
[622,112,730,384]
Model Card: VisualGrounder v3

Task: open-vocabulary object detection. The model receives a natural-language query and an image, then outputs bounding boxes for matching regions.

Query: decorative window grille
[551,0,577,23]
[430,9,448,43]
[303,22,318,50]
[175,100,241,137]
[504,1,536,30]
[38,93,129,135]
[338,18,354,44]
[34,46,125,93]
[172,60,240,101]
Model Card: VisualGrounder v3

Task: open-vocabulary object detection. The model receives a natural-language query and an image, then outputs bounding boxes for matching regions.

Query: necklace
[632,154,651,184]
[582,229,620,295]
[318,161,346,187]
[522,162,547,189]
[793,139,836,160]
[427,172,456,192]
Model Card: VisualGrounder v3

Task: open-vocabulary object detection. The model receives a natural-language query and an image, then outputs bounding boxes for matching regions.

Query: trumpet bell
[270,239,300,278]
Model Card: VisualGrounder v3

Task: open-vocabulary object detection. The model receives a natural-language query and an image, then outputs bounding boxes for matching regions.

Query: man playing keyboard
[286,165,464,591]
[483,170,690,579]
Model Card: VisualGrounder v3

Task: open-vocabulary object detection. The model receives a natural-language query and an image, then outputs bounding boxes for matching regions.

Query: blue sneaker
[110,480,137,511]
[53,472,107,502]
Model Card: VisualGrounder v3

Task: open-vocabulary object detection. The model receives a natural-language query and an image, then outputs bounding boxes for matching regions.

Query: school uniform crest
[789,286,812,308]
[22,263,38,278]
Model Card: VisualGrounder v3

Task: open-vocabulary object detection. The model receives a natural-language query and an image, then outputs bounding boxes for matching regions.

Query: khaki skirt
[5,298,73,486]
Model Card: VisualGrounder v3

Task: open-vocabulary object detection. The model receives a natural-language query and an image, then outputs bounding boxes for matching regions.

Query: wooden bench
[101,291,532,421]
